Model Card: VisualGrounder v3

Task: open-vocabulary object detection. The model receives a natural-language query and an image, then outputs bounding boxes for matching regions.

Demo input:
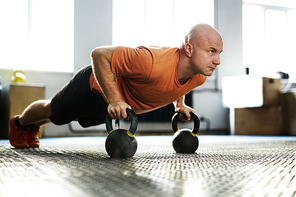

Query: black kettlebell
[172,112,200,153]
[105,109,138,158]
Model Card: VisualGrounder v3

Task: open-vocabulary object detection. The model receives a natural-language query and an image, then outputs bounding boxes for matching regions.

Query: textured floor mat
[0,136,295,197]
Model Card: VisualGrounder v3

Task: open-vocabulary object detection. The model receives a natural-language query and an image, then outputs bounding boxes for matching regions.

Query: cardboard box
[234,106,281,135]
[222,76,281,108]
[0,83,45,138]
[281,90,296,136]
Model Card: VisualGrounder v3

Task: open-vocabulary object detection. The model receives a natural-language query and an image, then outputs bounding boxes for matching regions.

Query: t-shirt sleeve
[111,46,153,81]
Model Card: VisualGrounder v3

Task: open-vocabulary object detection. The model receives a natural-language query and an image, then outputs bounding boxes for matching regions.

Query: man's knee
[31,99,52,118]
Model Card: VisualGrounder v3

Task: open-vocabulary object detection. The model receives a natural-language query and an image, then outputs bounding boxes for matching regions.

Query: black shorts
[49,65,108,127]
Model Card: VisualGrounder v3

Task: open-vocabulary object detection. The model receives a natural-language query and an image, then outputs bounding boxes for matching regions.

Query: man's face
[189,32,223,76]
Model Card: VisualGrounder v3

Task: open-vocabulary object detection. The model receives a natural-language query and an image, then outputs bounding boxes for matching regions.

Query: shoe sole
[27,143,40,148]
[10,141,29,148]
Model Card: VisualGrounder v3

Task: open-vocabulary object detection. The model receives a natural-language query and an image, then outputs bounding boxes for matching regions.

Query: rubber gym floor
[0,135,295,197]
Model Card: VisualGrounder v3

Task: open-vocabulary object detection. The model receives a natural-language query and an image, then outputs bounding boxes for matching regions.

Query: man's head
[182,24,223,76]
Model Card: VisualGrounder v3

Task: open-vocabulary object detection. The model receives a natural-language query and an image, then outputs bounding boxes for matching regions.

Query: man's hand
[175,105,196,122]
[107,101,132,120]
[174,95,195,121]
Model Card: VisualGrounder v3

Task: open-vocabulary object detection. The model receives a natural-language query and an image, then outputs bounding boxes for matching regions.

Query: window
[0,0,74,72]
[243,0,296,81]
[112,0,214,47]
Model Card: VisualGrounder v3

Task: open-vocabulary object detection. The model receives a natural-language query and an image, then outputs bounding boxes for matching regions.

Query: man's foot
[26,125,40,148]
[9,115,29,148]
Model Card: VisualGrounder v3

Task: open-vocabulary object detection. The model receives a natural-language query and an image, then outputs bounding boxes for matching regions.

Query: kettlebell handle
[106,109,138,135]
[172,112,200,134]
[14,70,25,76]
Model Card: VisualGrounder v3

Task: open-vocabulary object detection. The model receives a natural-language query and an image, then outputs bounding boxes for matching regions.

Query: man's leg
[9,65,108,148]
[18,99,52,127]
[10,65,92,149]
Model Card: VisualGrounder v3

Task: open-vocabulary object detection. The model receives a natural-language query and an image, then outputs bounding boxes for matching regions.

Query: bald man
[9,23,223,148]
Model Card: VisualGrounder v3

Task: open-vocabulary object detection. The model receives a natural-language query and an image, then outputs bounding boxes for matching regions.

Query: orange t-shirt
[89,46,207,113]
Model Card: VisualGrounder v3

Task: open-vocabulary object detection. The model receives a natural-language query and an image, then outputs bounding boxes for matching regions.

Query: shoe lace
[16,128,26,138]
[30,127,40,138]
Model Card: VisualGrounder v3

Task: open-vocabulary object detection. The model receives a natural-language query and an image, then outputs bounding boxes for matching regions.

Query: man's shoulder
[112,45,179,65]
[138,46,178,53]
[117,45,178,52]
[137,46,179,63]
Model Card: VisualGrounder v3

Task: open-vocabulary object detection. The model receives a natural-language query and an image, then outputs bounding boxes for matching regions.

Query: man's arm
[173,95,195,121]
[91,46,131,120]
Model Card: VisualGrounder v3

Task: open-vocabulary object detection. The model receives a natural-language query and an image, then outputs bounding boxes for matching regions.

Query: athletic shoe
[9,115,29,148]
[25,126,40,148]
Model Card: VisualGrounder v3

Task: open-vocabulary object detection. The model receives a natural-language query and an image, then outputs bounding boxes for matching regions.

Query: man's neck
[179,77,190,85]
[177,47,192,85]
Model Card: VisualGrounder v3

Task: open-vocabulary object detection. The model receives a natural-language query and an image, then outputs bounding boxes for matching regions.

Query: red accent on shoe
[9,115,29,149]
[26,126,40,148]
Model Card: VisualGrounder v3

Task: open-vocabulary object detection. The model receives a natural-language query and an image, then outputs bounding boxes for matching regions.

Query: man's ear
[185,43,193,57]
